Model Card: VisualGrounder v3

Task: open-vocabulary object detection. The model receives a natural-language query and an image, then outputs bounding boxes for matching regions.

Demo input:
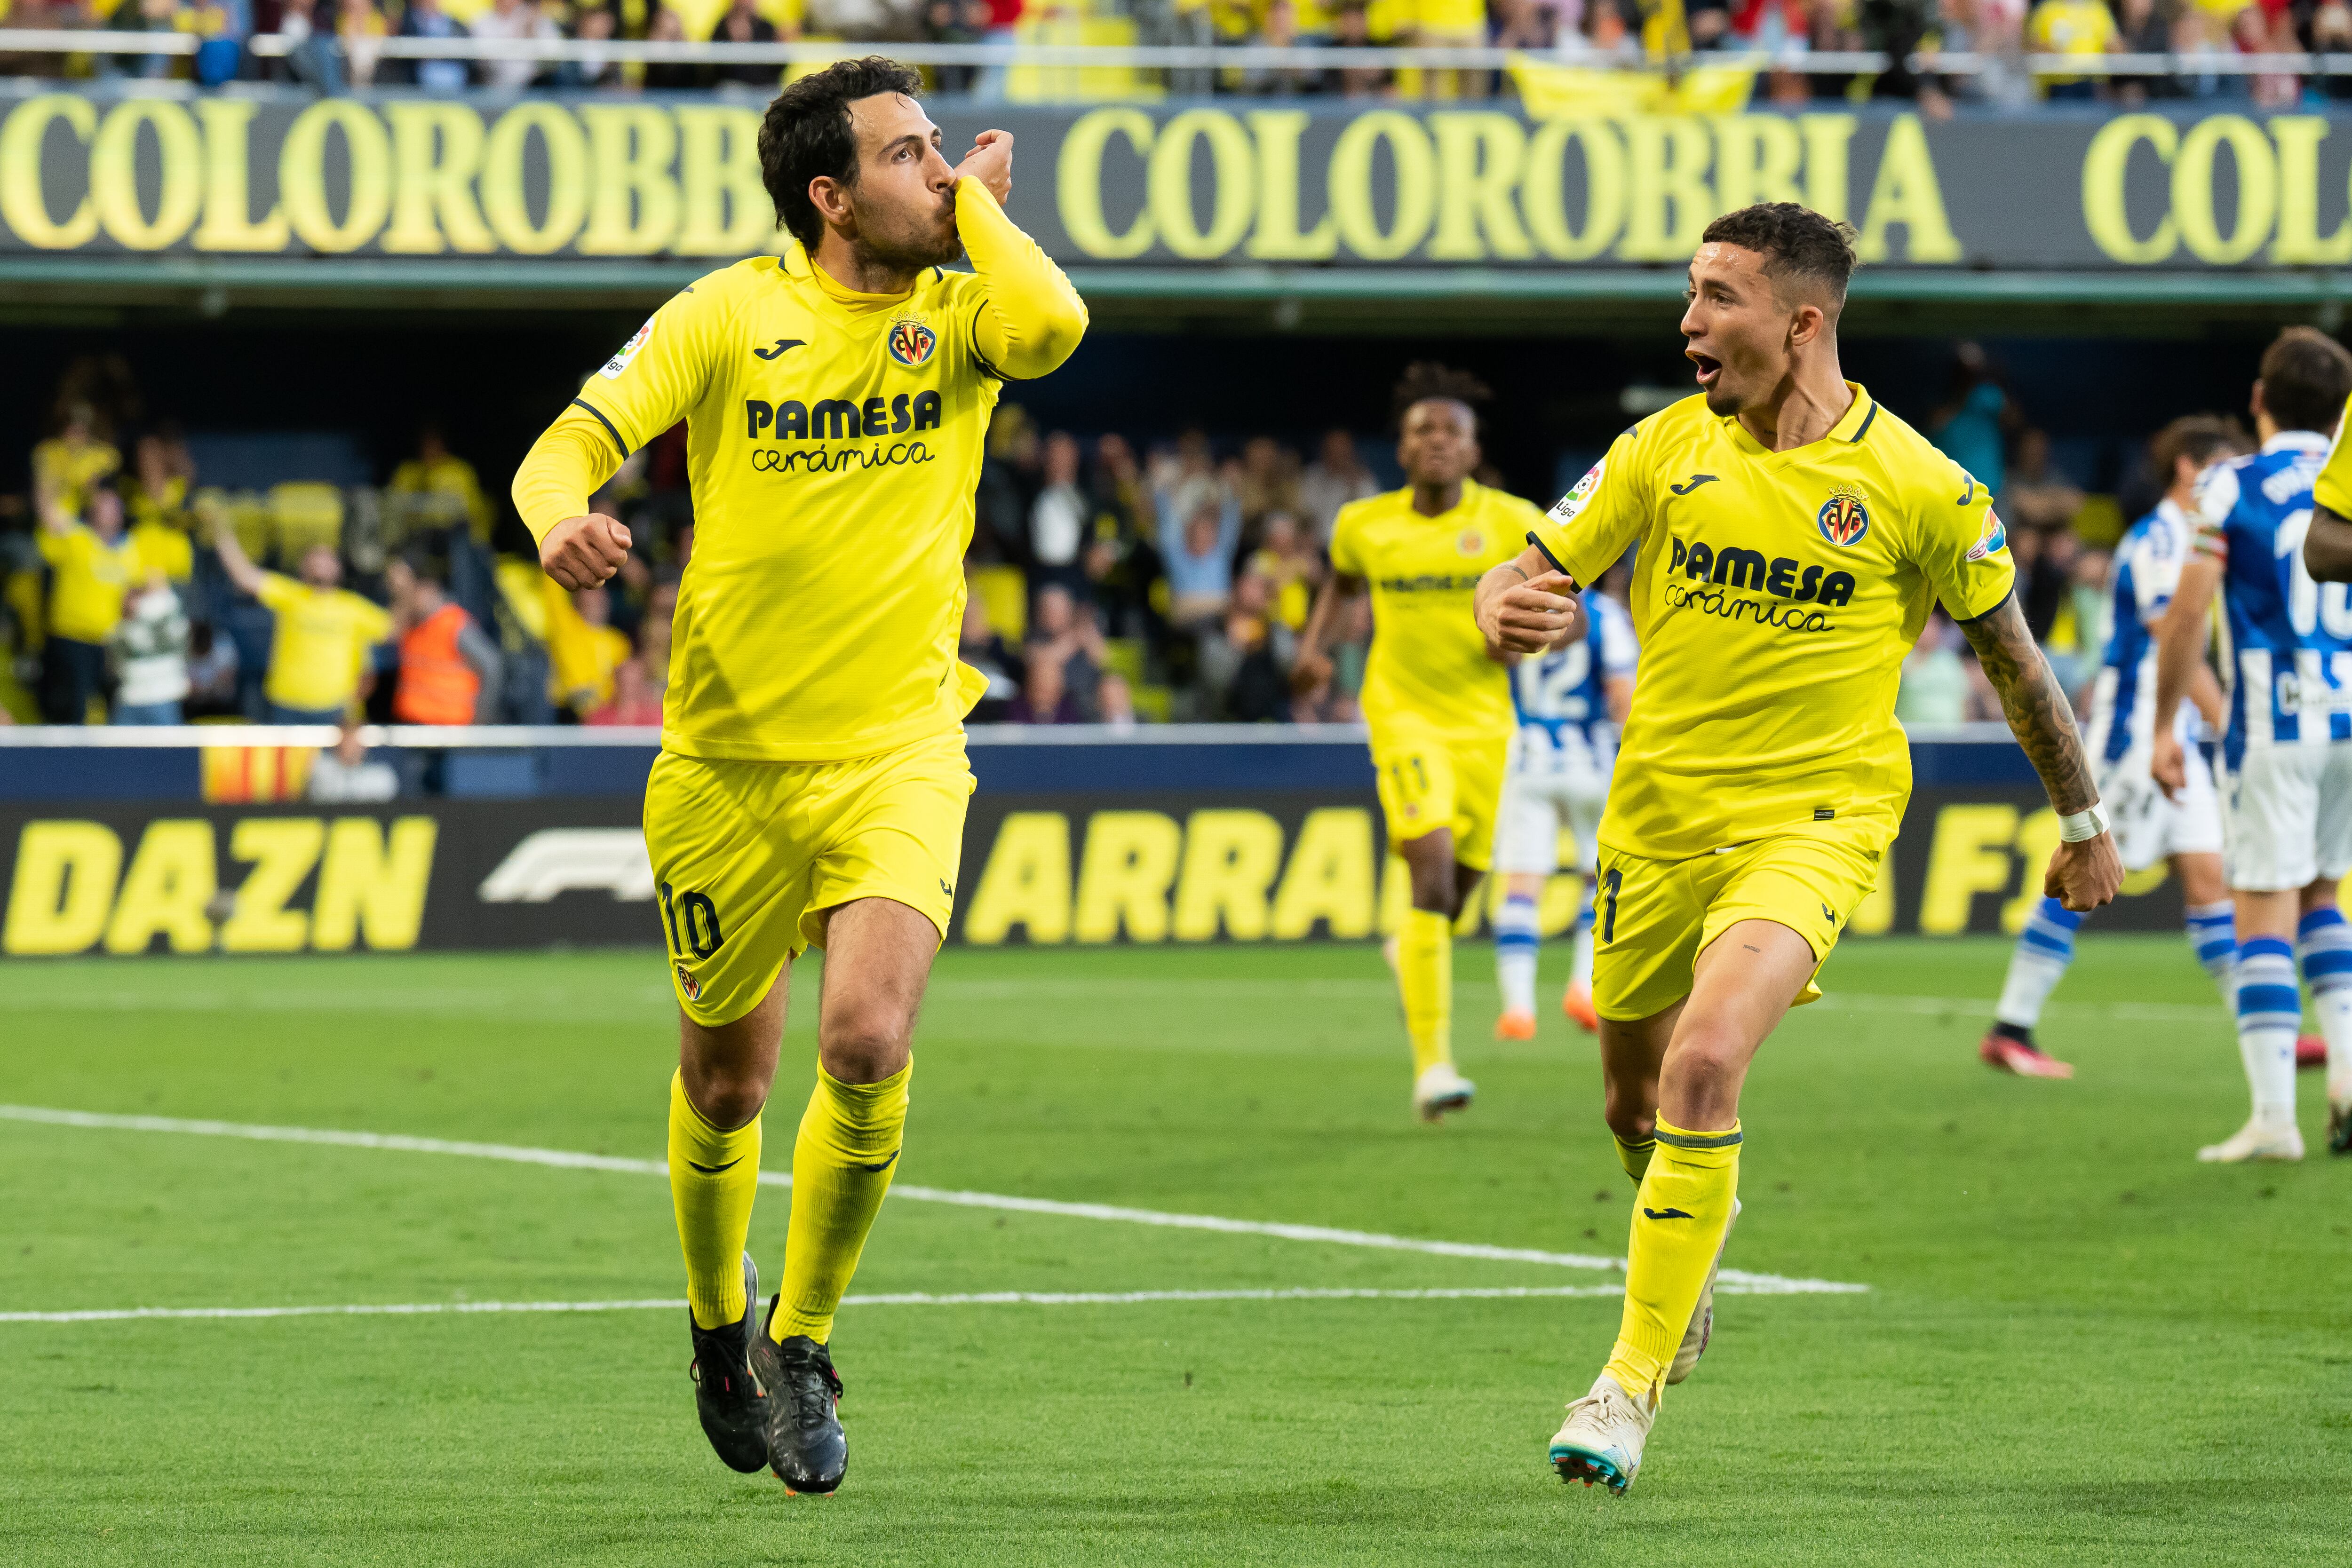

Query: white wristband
[2057,803,2109,843]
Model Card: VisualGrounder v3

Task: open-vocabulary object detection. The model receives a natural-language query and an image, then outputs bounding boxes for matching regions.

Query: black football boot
[688,1253,770,1473]
[750,1298,848,1494]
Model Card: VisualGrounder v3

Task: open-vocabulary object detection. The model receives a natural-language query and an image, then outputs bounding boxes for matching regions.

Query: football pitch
[2,937,2344,1566]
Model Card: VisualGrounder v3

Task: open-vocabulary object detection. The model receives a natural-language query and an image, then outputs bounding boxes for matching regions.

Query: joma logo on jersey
[1668,537,1856,606]
[886,318,937,367]
[744,392,942,441]
[1817,486,1870,547]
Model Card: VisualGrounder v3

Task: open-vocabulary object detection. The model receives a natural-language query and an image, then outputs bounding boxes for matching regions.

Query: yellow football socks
[1398,907,1454,1076]
[771,1062,912,1345]
[1603,1117,1741,1402]
[1612,1131,1656,1184]
[667,1069,763,1331]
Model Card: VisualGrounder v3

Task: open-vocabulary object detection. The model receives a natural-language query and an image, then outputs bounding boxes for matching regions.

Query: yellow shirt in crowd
[513,181,1088,763]
[254,572,395,714]
[32,437,120,520]
[37,525,137,644]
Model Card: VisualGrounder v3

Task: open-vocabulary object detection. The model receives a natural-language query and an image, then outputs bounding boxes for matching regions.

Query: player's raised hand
[1481,570,1585,655]
[954,130,1014,206]
[2044,832,2123,914]
[2148,729,2186,801]
[541,513,631,590]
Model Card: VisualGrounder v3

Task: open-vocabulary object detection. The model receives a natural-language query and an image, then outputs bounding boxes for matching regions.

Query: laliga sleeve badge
[1551,458,1604,522]
[1816,483,1870,547]
[1965,512,2009,562]
[600,317,654,380]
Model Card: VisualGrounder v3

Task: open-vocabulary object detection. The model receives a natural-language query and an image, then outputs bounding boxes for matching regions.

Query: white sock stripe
[0,1104,1865,1294]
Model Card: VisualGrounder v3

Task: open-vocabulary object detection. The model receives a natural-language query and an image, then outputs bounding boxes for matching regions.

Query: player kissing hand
[1482,570,1585,656]
[2044,832,2124,914]
[954,130,1014,206]
[540,513,631,590]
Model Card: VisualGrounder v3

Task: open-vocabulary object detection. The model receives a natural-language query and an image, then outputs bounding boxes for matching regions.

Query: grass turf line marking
[0,1104,1865,1294]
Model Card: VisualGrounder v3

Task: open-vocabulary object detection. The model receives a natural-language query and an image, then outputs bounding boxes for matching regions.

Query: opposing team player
[513,59,1085,1491]
[1980,417,2243,1079]
[1474,204,2120,1494]
[1492,582,1636,1040]
[2151,328,2352,1161]
[1292,365,1550,1122]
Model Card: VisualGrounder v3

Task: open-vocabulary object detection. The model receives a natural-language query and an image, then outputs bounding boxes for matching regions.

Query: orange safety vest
[395,602,481,725]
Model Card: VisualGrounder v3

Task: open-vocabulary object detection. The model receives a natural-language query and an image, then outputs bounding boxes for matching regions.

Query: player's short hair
[2256,326,2352,434]
[2148,414,2243,483]
[1700,203,1860,309]
[758,56,925,251]
[1392,362,1491,435]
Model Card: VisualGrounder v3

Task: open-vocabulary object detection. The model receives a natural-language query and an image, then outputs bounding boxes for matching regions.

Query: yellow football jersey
[37,524,136,643]
[1329,479,1545,740]
[513,182,1086,764]
[1527,385,2015,860]
[2314,391,2352,519]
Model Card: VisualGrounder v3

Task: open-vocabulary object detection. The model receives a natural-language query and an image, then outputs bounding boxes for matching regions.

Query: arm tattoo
[1501,563,1530,584]
[1957,589,2097,815]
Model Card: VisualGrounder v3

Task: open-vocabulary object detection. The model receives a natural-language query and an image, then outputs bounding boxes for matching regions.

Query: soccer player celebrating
[1492,582,1636,1040]
[1473,205,2122,1494]
[512,59,1085,1493]
[1292,365,1552,1121]
[2151,329,2352,1162]
[1980,417,2244,1079]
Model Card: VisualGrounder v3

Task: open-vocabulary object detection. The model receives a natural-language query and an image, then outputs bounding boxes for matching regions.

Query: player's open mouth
[1689,352,1722,388]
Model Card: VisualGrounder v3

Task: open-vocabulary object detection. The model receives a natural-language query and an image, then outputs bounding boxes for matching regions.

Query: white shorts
[2097,746,2223,873]
[2223,742,2352,892]
[1496,763,1608,876]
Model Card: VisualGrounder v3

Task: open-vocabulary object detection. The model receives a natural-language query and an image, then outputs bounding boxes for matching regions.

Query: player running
[1492,584,1636,1040]
[1980,417,2243,1079]
[1473,204,2121,1495]
[513,58,1085,1493]
[1292,365,1551,1122]
[2151,328,2352,1162]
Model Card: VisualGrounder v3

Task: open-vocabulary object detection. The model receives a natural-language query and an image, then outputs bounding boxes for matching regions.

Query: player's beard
[852,197,964,275]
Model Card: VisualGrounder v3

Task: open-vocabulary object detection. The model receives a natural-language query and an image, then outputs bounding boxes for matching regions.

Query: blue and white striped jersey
[2083,499,2196,764]
[1510,590,1637,777]
[2191,429,2352,767]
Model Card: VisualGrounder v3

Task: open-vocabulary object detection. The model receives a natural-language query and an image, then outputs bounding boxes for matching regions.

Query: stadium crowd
[4,0,2344,107]
[0,344,2144,744]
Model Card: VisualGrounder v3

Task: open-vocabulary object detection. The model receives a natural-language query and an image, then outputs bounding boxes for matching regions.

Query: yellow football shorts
[642,728,976,1027]
[1591,823,1885,1023]
[1369,719,1509,871]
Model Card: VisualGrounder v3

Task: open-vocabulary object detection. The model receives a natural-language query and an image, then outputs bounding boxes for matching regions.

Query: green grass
[1,937,2346,1566]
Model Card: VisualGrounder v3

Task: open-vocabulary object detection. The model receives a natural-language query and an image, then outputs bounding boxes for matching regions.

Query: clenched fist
[540,514,631,590]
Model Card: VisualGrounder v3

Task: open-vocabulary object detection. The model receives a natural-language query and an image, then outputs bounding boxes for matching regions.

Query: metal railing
[1,32,2349,78]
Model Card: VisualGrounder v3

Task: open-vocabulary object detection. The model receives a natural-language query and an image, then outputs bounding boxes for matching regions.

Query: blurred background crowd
[0,342,2169,745]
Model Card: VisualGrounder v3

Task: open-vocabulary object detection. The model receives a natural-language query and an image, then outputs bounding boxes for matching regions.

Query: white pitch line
[6,1282,1790,1325]
[0,1104,1866,1295]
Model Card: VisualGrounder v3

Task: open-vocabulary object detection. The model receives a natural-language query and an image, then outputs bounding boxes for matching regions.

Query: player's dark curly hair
[1392,362,1492,434]
[2257,326,2352,434]
[2148,414,2243,484]
[758,56,924,250]
[1701,203,1860,309]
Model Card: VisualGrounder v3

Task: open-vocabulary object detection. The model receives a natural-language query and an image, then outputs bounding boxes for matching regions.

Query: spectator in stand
[1236,0,1321,94]
[2002,426,2084,533]
[972,404,1039,565]
[638,577,678,692]
[1300,429,1378,546]
[1412,0,1490,98]
[1248,511,1323,630]
[2315,1,2352,101]
[397,0,474,92]
[1856,0,1951,114]
[183,619,241,718]
[1026,582,1107,718]
[208,516,394,724]
[922,0,987,92]
[545,582,634,716]
[32,403,120,529]
[2109,0,2167,102]
[388,558,501,724]
[1929,343,2016,497]
[473,0,562,89]
[387,423,493,547]
[341,0,391,87]
[1010,646,1084,723]
[110,572,191,726]
[642,6,701,90]
[37,481,136,724]
[559,3,626,88]
[1028,430,1089,594]
[1895,607,1969,726]
[309,719,400,802]
[1158,489,1242,630]
[972,0,1023,101]
[588,654,667,725]
[1232,435,1303,533]
[2251,7,2300,109]
[958,589,1020,722]
[2025,0,2117,99]
[1098,670,1141,730]
[1321,0,1393,95]
[1201,569,1295,721]
[711,0,787,87]
[123,426,196,586]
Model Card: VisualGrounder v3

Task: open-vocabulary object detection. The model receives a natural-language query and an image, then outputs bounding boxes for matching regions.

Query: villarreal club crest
[1817,483,1870,548]
[887,317,937,368]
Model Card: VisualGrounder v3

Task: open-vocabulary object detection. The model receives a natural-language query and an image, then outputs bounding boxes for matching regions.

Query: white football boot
[1413,1063,1476,1123]
[1549,1372,1657,1494]
[1667,1197,1740,1385]
[2196,1117,2304,1163]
